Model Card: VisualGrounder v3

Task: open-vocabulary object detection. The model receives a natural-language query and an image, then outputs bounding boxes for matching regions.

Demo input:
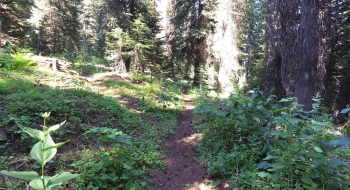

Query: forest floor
[0,67,231,190]
[86,74,231,189]
[149,87,230,190]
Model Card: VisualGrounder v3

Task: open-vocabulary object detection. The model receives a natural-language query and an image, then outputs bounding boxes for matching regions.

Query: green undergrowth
[193,89,350,189]
[0,66,183,189]
[103,78,183,115]
[0,52,35,70]
[71,63,109,76]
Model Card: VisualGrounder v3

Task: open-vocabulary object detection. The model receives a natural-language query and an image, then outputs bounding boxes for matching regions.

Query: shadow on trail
[149,92,227,190]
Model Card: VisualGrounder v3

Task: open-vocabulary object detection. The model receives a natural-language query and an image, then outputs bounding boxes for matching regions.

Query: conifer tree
[325,0,350,110]
[103,0,165,75]
[0,0,33,46]
[238,0,267,92]
[173,0,217,87]
[29,0,82,56]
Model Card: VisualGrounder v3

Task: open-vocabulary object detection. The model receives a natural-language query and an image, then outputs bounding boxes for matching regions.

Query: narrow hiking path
[150,88,230,190]
[149,89,209,190]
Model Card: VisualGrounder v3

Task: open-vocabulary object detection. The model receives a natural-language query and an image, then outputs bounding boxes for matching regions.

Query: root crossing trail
[150,90,218,190]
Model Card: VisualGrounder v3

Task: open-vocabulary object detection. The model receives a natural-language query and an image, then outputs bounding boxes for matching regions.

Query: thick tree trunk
[266,0,299,95]
[266,0,332,110]
[294,1,321,111]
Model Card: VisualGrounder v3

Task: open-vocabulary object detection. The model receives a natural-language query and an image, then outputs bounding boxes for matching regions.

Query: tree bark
[192,1,204,87]
[294,1,321,111]
[193,37,204,87]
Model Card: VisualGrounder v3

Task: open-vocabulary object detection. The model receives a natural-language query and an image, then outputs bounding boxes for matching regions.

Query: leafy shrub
[0,53,35,69]
[1,87,136,153]
[71,55,108,65]
[72,127,153,189]
[103,79,183,114]
[193,90,350,189]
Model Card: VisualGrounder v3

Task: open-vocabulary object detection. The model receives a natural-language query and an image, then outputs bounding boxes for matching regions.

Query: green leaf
[295,163,307,170]
[263,154,276,161]
[270,130,287,138]
[314,146,323,153]
[47,184,61,190]
[123,163,133,170]
[210,180,221,188]
[99,135,111,142]
[125,181,142,190]
[271,163,286,169]
[346,127,350,137]
[325,135,336,142]
[257,161,271,169]
[0,170,40,181]
[257,172,270,178]
[42,141,68,153]
[251,93,258,100]
[19,125,45,141]
[301,176,318,187]
[30,135,57,165]
[271,172,282,181]
[49,172,80,185]
[330,158,350,169]
[286,118,301,124]
[45,121,66,135]
[311,120,328,127]
[29,176,51,190]
[279,98,290,103]
[31,142,44,165]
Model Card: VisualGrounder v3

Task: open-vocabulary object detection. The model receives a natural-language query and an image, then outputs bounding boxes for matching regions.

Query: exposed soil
[149,88,231,190]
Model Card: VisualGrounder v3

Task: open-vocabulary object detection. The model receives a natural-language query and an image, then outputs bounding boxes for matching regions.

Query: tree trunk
[130,0,135,21]
[274,54,286,98]
[193,38,204,87]
[294,1,321,111]
[192,1,204,87]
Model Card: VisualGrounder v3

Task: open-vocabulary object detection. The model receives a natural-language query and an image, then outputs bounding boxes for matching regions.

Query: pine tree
[101,0,165,74]
[29,0,82,56]
[325,0,350,110]
[173,0,217,87]
[0,0,33,46]
[237,0,267,93]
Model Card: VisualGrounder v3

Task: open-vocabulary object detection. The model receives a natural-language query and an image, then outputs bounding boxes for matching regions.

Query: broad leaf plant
[0,112,80,190]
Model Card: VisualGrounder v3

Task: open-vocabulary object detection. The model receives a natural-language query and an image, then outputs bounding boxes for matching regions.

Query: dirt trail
[149,89,228,190]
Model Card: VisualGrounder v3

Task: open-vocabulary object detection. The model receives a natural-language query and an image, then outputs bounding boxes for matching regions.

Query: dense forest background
[1,0,350,112]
